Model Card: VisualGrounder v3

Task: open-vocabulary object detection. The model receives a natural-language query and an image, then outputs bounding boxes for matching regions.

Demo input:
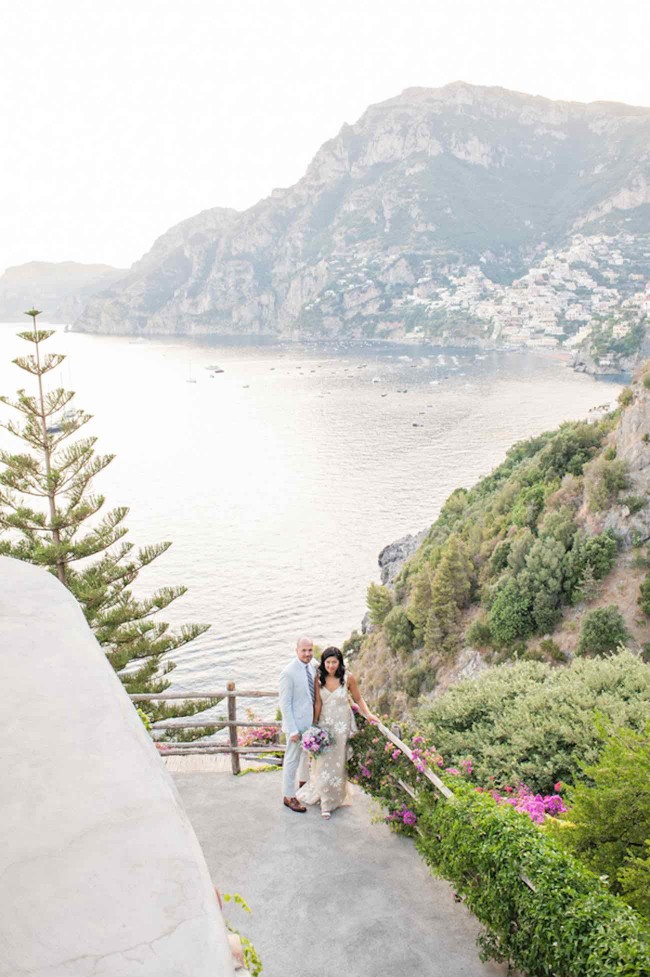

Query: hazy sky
[3,0,649,275]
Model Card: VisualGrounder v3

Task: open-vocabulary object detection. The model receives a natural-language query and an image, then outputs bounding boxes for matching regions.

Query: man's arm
[279,668,299,739]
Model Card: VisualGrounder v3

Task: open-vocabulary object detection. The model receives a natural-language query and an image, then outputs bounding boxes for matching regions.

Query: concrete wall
[0,557,235,977]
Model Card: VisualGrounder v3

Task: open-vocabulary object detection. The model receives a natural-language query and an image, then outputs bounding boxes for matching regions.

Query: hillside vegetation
[353,366,650,714]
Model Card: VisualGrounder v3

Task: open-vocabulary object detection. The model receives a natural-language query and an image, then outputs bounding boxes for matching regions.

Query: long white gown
[296,677,356,813]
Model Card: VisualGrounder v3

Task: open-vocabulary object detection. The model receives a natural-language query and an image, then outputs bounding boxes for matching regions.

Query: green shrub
[538,637,567,662]
[644,374,650,390]
[619,844,650,921]
[342,629,363,656]
[466,616,492,648]
[625,495,647,515]
[550,724,650,920]
[488,539,511,574]
[383,606,414,654]
[400,664,434,699]
[563,530,618,602]
[489,576,534,644]
[366,582,393,626]
[417,784,650,976]
[511,483,546,528]
[639,572,650,617]
[619,386,635,407]
[417,652,650,793]
[577,605,628,656]
[537,421,604,478]
[587,458,629,511]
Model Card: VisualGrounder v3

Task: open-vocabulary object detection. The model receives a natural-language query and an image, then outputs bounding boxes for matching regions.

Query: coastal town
[400,231,650,361]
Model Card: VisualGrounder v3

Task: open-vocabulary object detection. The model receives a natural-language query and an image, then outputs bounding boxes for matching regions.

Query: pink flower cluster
[486,783,568,823]
[383,735,443,772]
[386,804,418,827]
[301,726,331,757]
[238,725,278,748]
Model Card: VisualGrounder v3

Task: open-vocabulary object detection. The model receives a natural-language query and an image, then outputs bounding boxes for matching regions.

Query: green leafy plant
[586,457,629,511]
[624,495,647,515]
[383,606,414,654]
[366,582,393,625]
[466,616,492,648]
[639,571,650,617]
[619,387,635,407]
[577,605,628,656]
[417,652,650,793]
[549,723,650,921]
[137,708,152,731]
[222,893,263,976]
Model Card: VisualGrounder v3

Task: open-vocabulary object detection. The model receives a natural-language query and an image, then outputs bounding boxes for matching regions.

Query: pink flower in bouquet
[301,726,332,757]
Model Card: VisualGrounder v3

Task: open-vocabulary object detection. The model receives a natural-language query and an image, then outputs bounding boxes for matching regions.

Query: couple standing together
[279,636,377,819]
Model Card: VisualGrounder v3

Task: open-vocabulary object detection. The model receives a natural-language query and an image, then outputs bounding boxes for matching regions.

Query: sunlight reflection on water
[0,326,621,699]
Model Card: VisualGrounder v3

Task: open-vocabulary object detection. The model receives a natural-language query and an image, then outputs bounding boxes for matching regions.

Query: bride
[297,646,377,820]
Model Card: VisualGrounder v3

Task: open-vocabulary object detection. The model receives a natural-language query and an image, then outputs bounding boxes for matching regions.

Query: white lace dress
[296,677,356,814]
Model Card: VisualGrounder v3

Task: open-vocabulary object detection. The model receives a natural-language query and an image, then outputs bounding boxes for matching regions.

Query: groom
[279,636,317,813]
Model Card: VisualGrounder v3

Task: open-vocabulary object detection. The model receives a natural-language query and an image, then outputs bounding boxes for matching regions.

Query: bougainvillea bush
[348,715,650,977]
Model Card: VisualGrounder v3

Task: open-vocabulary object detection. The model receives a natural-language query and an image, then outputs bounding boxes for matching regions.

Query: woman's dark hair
[318,646,345,687]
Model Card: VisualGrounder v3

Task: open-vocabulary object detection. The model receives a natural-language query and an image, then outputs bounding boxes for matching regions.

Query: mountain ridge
[0,261,125,324]
[65,82,650,361]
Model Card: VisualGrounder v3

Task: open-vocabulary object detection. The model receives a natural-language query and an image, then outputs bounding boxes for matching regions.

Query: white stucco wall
[0,556,235,977]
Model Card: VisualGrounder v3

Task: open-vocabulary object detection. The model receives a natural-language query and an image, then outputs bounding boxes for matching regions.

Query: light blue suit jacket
[279,657,317,736]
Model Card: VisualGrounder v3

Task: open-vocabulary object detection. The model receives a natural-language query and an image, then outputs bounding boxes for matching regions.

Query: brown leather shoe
[283,796,307,813]
[298,781,306,788]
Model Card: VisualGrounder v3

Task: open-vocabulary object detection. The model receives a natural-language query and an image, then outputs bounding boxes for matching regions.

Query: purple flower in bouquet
[301,726,332,757]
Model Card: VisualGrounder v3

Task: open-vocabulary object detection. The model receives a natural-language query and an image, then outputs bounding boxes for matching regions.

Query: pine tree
[366,581,393,626]
[423,536,472,657]
[0,312,215,737]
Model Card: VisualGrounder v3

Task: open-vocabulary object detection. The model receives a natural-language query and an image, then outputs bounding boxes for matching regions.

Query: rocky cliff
[74,83,650,347]
[0,261,125,323]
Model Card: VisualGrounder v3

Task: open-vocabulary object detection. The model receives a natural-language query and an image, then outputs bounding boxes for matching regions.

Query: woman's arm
[347,673,378,723]
[314,680,322,723]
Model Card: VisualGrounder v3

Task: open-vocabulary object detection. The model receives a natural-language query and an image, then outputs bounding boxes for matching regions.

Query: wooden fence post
[227,682,240,775]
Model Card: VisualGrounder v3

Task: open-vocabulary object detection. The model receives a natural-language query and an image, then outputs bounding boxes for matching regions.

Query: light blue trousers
[282,737,310,797]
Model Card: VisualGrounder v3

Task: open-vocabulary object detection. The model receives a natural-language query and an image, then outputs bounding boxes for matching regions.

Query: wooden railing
[130,682,283,774]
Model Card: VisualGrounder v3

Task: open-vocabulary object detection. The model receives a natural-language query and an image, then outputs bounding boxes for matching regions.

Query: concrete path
[173,769,509,977]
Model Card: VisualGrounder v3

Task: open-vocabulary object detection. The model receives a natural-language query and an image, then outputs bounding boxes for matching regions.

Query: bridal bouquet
[301,726,332,757]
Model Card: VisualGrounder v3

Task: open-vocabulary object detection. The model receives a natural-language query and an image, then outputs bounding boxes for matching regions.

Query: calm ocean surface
[0,325,621,697]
